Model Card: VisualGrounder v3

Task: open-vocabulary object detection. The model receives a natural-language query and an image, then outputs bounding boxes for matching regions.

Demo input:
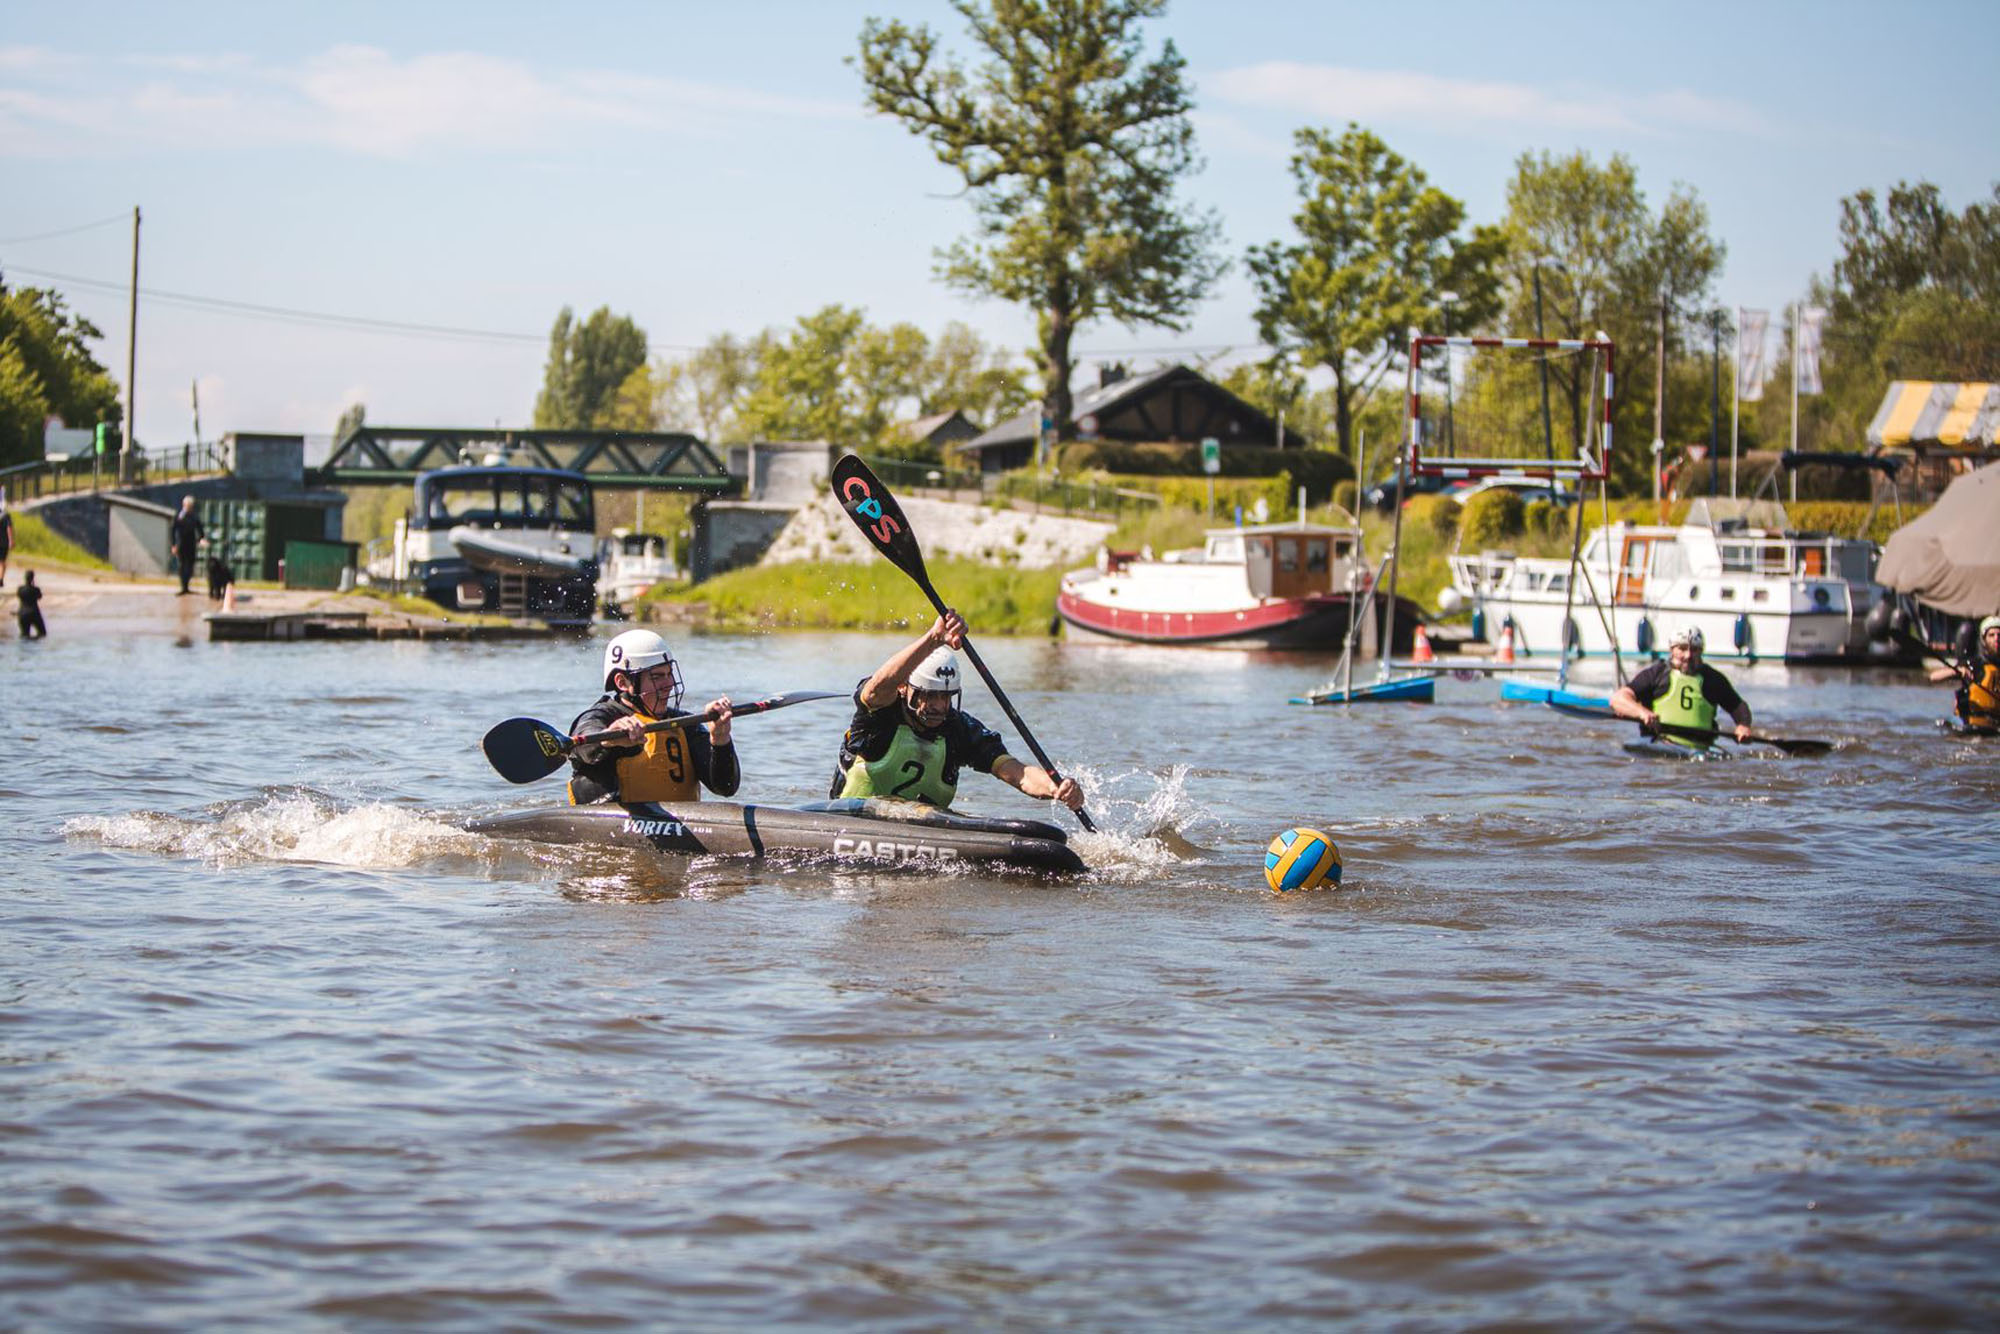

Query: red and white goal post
[1402,333,1614,485]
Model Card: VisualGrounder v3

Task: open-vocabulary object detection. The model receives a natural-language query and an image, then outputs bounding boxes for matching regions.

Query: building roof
[1867,381,2000,450]
[957,364,1305,454]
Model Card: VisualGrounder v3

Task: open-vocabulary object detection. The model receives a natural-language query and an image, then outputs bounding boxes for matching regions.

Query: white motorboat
[596,529,678,617]
[1445,499,1880,662]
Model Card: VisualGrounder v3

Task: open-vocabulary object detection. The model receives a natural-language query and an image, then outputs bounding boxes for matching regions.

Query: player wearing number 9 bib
[831,610,1084,812]
[1610,625,1753,747]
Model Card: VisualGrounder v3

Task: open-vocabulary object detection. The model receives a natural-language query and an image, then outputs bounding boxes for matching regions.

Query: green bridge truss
[314,426,738,493]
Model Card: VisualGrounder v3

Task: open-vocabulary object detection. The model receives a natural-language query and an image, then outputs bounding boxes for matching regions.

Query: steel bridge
[314,426,737,493]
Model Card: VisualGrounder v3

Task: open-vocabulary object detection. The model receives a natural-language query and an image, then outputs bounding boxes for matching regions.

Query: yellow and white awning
[1867,381,2000,449]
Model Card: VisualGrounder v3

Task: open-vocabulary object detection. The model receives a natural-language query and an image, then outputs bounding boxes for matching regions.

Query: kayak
[1623,738,1729,762]
[1935,717,2000,739]
[468,797,1087,874]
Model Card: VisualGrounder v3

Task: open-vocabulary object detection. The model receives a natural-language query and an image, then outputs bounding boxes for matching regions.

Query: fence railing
[0,442,230,505]
[994,473,1165,519]
[852,454,985,496]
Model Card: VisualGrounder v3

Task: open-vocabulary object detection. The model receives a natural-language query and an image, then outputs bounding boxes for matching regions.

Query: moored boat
[597,529,679,617]
[1446,498,1878,662]
[1058,520,1421,651]
[469,797,1087,875]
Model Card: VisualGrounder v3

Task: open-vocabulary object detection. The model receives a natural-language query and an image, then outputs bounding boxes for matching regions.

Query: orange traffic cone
[222,583,237,613]
[1496,620,1516,663]
[1412,623,1434,662]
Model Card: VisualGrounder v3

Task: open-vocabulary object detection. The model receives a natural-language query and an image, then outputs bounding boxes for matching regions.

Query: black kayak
[1936,717,2000,739]
[1622,738,1729,761]
[468,797,1087,875]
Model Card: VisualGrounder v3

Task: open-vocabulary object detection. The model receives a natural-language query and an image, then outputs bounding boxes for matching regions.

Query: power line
[0,211,132,247]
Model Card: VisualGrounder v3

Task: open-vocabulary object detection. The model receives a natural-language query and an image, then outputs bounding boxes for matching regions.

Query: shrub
[1331,480,1358,515]
[1459,489,1525,549]
[1405,493,1459,538]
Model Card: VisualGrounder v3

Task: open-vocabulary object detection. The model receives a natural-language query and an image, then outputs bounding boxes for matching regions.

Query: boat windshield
[420,472,594,530]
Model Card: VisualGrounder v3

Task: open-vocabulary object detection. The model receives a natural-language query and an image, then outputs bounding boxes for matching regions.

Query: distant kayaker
[1928,615,2000,730]
[1609,625,1753,746]
[566,629,738,805]
[830,608,1084,812]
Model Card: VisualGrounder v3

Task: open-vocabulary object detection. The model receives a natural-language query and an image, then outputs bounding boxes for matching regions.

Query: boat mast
[1379,334,1418,681]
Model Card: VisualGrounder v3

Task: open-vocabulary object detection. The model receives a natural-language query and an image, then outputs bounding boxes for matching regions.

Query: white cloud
[1206,62,1776,140]
[0,43,855,161]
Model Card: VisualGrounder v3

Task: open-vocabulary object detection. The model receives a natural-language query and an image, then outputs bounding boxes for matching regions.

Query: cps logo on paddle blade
[840,474,902,544]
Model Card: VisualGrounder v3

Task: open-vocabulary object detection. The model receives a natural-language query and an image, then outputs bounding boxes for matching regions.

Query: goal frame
[1403,333,1615,484]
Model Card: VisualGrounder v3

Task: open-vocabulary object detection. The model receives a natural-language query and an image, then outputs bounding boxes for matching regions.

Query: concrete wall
[690,502,797,582]
[225,433,306,487]
[726,442,833,505]
[26,480,346,564]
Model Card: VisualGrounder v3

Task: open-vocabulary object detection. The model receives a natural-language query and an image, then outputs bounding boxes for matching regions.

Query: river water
[4,621,1997,1330]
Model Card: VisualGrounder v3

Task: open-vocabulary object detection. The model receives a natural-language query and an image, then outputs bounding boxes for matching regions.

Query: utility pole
[121,206,140,484]
[1533,260,1555,466]
[1708,310,1722,496]
[1651,292,1667,510]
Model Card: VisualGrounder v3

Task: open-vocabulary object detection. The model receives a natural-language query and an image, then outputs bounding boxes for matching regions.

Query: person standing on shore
[0,497,14,587]
[169,496,204,596]
[16,569,46,639]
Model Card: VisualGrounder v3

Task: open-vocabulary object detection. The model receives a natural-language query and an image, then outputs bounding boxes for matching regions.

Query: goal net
[1404,333,1614,483]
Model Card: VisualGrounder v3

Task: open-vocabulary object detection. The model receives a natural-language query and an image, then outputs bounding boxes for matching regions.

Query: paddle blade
[831,454,931,593]
[482,717,574,784]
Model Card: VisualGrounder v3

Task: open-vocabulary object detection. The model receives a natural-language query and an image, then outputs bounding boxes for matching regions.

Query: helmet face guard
[604,630,681,709]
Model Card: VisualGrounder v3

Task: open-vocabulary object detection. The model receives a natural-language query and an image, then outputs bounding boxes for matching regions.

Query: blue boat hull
[1292,676,1436,705]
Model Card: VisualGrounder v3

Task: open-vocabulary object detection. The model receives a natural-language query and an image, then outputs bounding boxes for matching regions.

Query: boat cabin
[410,466,595,535]
[1166,523,1361,600]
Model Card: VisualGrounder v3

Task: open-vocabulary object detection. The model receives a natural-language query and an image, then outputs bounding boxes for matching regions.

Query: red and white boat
[1058,522,1418,651]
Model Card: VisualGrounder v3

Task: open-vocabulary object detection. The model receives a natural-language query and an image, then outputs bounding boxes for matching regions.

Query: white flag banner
[1795,306,1829,395]
[1736,308,1769,401]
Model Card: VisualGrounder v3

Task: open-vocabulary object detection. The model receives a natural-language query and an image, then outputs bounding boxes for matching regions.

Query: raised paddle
[1548,701,1833,756]
[830,453,1096,832]
[481,690,846,784]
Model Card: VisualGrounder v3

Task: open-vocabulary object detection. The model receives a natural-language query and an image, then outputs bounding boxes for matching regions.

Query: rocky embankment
[759,495,1114,570]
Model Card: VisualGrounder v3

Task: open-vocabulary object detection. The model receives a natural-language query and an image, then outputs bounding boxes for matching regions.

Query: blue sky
[3,0,1994,446]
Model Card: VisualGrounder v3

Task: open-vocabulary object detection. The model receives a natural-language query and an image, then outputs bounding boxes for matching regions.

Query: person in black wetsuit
[16,569,46,639]
[566,628,738,806]
[169,496,205,596]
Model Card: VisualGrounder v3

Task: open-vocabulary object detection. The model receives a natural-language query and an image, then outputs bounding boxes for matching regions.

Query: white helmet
[1668,625,1705,650]
[604,628,676,691]
[908,645,961,696]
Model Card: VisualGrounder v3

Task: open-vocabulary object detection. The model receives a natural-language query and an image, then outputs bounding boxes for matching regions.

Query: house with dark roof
[951,364,1307,473]
[893,409,984,456]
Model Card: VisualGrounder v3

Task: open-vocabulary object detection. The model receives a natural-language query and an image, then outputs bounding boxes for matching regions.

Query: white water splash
[65,790,491,869]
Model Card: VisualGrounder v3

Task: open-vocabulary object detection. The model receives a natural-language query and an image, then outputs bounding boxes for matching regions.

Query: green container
[282,539,358,590]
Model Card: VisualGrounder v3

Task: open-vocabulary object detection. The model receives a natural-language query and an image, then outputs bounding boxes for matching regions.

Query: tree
[532,306,649,430]
[334,402,366,443]
[0,283,121,467]
[917,321,1032,427]
[1246,124,1504,464]
[856,0,1224,460]
[1499,151,1723,493]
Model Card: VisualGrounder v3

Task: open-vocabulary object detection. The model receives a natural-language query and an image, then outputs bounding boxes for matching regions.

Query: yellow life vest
[567,711,699,805]
[1964,662,2000,728]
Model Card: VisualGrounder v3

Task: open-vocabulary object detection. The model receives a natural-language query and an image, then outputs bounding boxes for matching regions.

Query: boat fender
[1635,619,1654,656]
[1563,617,1581,657]
[1470,607,1486,642]
[1733,613,1751,652]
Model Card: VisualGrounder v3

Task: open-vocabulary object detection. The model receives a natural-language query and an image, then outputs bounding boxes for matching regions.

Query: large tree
[1246,124,1504,464]
[856,0,1223,460]
[0,282,121,467]
[532,306,649,430]
[1499,151,1722,493]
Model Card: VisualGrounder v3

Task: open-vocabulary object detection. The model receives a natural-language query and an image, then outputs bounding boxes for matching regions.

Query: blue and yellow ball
[1264,827,1342,893]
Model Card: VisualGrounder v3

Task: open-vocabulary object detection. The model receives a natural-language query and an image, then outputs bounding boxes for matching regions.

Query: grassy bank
[647,557,1066,636]
[8,512,114,570]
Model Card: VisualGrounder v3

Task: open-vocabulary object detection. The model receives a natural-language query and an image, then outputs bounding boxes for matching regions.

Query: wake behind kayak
[469,797,1087,875]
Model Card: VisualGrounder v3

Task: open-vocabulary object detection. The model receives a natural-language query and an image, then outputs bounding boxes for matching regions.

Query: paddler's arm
[992,756,1085,811]
[858,610,966,709]
[1608,683,1657,731]
[697,697,739,797]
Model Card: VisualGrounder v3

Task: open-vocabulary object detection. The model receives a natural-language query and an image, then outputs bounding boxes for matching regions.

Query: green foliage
[0,285,121,467]
[1246,124,1505,462]
[533,306,649,429]
[1497,151,1725,494]
[1331,480,1357,513]
[649,557,1064,636]
[6,510,110,568]
[339,484,408,544]
[1405,493,1459,538]
[856,0,1224,437]
[1458,489,1524,548]
[1053,441,1352,499]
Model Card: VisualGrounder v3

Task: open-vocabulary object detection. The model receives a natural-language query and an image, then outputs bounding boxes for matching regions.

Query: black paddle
[482,690,846,784]
[1549,701,1832,756]
[830,453,1096,832]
